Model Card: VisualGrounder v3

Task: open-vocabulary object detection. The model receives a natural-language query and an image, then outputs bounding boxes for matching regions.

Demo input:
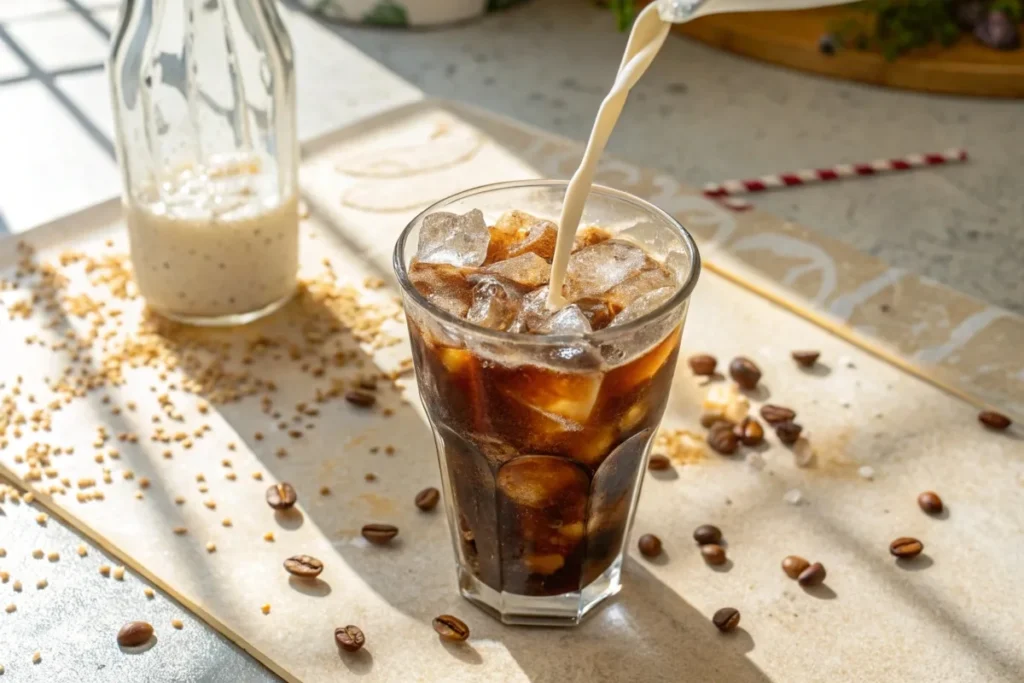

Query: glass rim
[392,179,702,345]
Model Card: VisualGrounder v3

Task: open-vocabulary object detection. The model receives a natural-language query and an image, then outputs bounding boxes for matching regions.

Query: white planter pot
[301,0,523,26]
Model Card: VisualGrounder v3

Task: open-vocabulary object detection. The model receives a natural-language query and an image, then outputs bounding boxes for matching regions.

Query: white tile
[5,12,109,72]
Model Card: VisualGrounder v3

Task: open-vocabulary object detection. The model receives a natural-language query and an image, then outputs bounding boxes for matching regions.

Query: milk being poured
[546,0,855,309]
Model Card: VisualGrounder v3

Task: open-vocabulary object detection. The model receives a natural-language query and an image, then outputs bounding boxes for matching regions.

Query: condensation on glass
[109,0,298,325]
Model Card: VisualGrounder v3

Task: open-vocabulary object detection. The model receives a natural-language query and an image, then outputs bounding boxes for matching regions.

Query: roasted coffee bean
[890,537,924,559]
[917,491,943,515]
[345,390,377,408]
[775,421,803,445]
[760,404,796,425]
[701,543,727,565]
[797,562,826,586]
[733,417,764,446]
[688,354,718,376]
[647,454,672,471]
[712,607,741,633]
[361,523,399,545]
[693,524,722,546]
[266,483,297,510]
[414,487,440,511]
[334,625,365,652]
[729,357,761,390]
[432,614,470,642]
[791,350,820,367]
[781,555,810,580]
[638,534,663,558]
[708,423,739,455]
[978,410,1011,430]
[117,621,154,647]
[284,554,324,578]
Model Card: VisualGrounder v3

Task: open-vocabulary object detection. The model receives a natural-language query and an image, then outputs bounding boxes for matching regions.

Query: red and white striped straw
[704,148,968,211]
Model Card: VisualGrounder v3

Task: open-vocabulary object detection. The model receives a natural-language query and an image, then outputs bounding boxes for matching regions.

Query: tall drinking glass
[394,181,700,625]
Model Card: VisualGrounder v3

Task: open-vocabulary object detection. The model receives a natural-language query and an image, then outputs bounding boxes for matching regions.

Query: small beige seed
[0,571,8,583]
[77,545,87,557]
[171,618,184,629]
[261,603,270,614]
[252,472,263,481]
[36,578,48,589]
[203,500,216,510]
[206,542,216,553]
[113,566,125,580]
[263,532,275,542]
[222,518,232,527]
[36,513,48,525]
[99,565,111,577]
[32,549,43,559]
[33,651,41,664]
[23,491,35,503]
[47,551,59,562]
[5,603,15,613]
[0,548,5,557]
[13,581,22,592]
[172,527,187,535]
[174,496,185,505]
[134,492,144,500]
[144,588,155,599]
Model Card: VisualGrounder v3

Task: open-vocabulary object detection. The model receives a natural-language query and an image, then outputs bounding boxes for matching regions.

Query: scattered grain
[261,603,271,615]
[113,566,125,580]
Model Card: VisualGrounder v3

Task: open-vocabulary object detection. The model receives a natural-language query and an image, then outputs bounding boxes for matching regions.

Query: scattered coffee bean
[917,491,943,515]
[701,543,727,565]
[345,390,377,408]
[781,555,810,580]
[361,523,399,545]
[797,562,826,586]
[265,483,297,510]
[728,357,761,390]
[647,454,672,471]
[688,354,718,376]
[890,537,924,559]
[432,614,470,642]
[708,423,739,455]
[775,421,803,445]
[978,410,1011,430]
[733,417,764,446]
[693,524,722,546]
[760,404,796,425]
[712,607,741,633]
[638,533,662,558]
[334,625,365,652]
[284,555,324,578]
[117,621,154,647]
[791,350,820,367]
[414,487,441,511]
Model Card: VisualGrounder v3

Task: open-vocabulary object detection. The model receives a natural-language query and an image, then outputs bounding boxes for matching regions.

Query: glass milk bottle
[108,0,298,325]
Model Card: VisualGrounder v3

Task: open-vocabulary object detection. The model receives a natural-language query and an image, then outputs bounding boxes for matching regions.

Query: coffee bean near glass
[394,181,700,625]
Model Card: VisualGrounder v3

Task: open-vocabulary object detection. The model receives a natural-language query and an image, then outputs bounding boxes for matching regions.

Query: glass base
[149,288,295,327]
[458,555,624,627]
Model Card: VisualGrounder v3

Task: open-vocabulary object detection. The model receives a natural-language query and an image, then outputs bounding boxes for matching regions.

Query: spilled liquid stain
[357,492,396,517]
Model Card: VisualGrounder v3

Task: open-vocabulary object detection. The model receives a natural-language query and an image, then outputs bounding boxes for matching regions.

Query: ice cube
[665,250,690,283]
[572,226,613,252]
[483,252,551,289]
[604,267,676,312]
[574,297,615,330]
[537,305,592,335]
[466,276,522,331]
[609,286,674,327]
[495,209,543,234]
[497,455,589,510]
[564,241,653,301]
[510,221,558,261]
[515,286,553,333]
[407,262,475,318]
[417,209,490,267]
[617,221,675,259]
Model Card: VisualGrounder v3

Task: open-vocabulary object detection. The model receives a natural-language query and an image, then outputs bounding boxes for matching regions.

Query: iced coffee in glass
[394,181,700,625]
